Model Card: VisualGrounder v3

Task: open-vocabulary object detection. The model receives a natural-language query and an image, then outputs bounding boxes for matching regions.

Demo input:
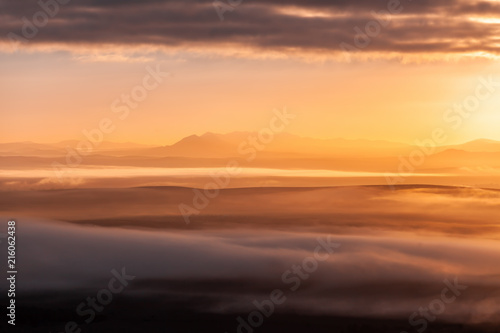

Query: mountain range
[2,133,500,159]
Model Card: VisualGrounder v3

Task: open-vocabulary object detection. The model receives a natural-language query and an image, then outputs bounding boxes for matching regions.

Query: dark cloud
[0,0,499,57]
[9,218,500,323]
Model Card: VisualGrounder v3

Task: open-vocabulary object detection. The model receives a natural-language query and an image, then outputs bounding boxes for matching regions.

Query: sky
[1,0,500,145]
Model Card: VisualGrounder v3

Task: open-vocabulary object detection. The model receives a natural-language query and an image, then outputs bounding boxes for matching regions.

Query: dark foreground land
[3,294,498,333]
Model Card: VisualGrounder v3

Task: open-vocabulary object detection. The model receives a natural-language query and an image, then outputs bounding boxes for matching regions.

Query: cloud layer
[1,0,500,60]
[9,218,500,324]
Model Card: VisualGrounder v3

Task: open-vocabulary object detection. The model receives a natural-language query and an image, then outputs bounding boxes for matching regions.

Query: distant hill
[436,139,500,153]
[133,132,414,158]
[0,141,154,157]
[2,134,500,163]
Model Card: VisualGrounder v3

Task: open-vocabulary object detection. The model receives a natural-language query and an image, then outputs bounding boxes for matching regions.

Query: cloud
[1,0,500,61]
[9,217,500,323]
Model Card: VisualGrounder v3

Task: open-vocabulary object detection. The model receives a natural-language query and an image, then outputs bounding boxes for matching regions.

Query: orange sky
[1,52,500,146]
